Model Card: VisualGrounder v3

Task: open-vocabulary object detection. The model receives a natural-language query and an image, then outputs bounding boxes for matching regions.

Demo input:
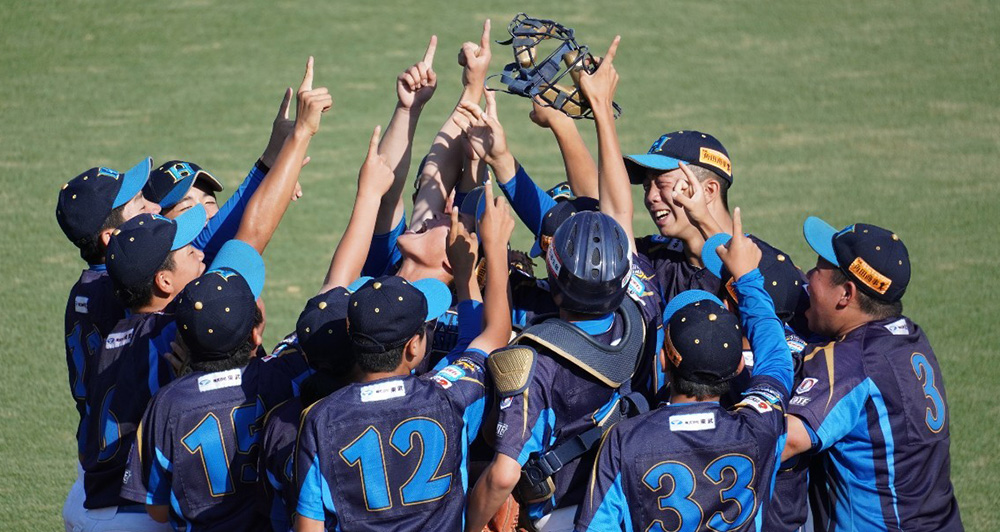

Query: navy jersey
[788,317,962,531]
[295,350,490,531]
[82,309,176,509]
[120,350,311,531]
[64,265,126,453]
[575,269,794,532]
[260,397,305,532]
[492,309,638,519]
[635,234,720,302]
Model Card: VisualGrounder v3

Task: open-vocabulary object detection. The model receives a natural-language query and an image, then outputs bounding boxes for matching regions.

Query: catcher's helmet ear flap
[545,211,630,315]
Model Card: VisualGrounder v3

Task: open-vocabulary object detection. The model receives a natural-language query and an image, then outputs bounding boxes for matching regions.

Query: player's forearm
[479,239,512,351]
[411,112,465,227]
[374,104,422,233]
[551,123,599,198]
[593,107,635,250]
[465,467,516,532]
[294,516,326,532]
[235,129,312,253]
[320,190,383,292]
[735,269,794,394]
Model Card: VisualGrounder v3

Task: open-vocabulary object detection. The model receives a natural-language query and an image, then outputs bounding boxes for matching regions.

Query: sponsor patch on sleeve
[75,296,89,314]
[499,396,513,410]
[795,377,819,395]
[744,384,782,405]
[104,328,135,349]
[669,412,716,432]
[431,375,453,389]
[359,379,406,402]
[436,365,466,383]
[737,396,773,414]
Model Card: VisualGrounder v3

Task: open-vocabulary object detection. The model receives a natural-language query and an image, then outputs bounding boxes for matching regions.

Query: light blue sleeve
[734,269,794,395]
[193,162,267,263]
[497,166,559,238]
[362,214,406,277]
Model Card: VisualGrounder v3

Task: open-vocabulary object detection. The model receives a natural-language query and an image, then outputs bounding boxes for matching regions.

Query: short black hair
[688,165,730,211]
[830,268,902,320]
[188,305,263,374]
[113,251,175,311]
[78,203,127,264]
[671,373,731,401]
[300,370,347,406]
[354,328,426,374]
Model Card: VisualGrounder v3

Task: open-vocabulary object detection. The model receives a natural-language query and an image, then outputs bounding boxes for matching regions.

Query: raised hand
[715,207,761,281]
[295,57,334,136]
[398,36,438,109]
[459,19,492,90]
[578,36,620,112]
[452,90,508,165]
[670,162,719,233]
[478,181,515,251]
[262,87,295,168]
[358,125,394,197]
[447,206,479,279]
[529,96,574,130]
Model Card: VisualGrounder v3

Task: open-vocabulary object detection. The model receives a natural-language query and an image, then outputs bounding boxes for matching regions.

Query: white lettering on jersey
[496,422,509,438]
[198,368,243,392]
[884,319,909,336]
[790,396,812,406]
[104,328,134,349]
[669,412,716,432]
[360,379,406,402]
[75,296,89,314]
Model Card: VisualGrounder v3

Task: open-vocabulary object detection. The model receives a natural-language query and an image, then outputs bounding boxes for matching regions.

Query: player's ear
[658,348,667,372]
[403,330,427,370]
[153,269,173,295]
[99,228,114,248]
[702,178,721,203]
[839,280,856,310]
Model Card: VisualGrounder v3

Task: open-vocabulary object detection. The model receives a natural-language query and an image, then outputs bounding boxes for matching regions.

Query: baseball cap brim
[411,278,452,322]
[662,289,725,327]
[624,154,684,184]
[209,238,266,298]
[803,216,839,266]
[700,233,733,279]
[157,174,197,210]
[196,170,224,193]
[529,240,543,258]
[171,203,206,251]
[112,157,153,208]
[347,276,373,293]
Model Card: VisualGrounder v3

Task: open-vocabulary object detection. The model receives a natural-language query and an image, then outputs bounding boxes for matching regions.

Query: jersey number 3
[339,417,452,511]
[911,353,945,433]
[642,454,756,532]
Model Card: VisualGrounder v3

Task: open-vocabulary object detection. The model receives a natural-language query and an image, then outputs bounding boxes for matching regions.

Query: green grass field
[1,0,997,529]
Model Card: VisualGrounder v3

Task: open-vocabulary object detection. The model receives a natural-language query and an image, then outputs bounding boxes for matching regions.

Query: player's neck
[680,232,706,268]
[357,368,410,383]
[397,259,452,286]
[134,293,175,315]
[669,393,720,404]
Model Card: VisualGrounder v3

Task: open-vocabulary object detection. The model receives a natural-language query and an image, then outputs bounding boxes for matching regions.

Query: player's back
[259,397,305,532]
[790,316,962,531]
[123,351,310,531]
[296,371,483,532]
[582,396,785,532]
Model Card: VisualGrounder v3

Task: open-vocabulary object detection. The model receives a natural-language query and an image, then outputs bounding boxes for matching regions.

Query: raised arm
[468,183,514,353]
[411,20,492,227]
[320,126,396,292]
[529,97,598,198]
[579,37,635,253]
[235,57,332,253]
[374,36,438,233]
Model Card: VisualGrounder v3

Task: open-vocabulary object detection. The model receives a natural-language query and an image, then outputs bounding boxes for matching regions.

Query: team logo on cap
[698,148,732,176]
[648,135,670,153]
[164,162,196,183]
[96,167,122,181]
[207,269,239,281]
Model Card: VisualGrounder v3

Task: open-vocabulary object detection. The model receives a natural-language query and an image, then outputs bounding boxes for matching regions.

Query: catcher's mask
[488,13,622,120]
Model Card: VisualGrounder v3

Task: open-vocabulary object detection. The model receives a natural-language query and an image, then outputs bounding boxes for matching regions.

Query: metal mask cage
[489,13,622,120]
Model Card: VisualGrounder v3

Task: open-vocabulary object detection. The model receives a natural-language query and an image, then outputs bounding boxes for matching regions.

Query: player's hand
[478,182,515,252]
[529,96,574,130]
[459,19,492,89]
[715,207,761,281]
[261,87,295,168]
[397,36,438,109]
[452,90,508,165]
[578,36,620,112]
[358,125,394,197]
[670,162,714,226]
[447,206,479,279]
[295,57,334,137]
[165,337,190,376]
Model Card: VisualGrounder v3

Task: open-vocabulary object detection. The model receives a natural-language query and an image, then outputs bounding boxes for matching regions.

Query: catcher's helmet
[545,211,630,315]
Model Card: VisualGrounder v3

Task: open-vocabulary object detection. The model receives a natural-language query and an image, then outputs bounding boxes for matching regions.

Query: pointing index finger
[603,36,621,65]
[732,206,743,237]
[368,125,382,156]
[423,35,437,67]
[299,56,314,93]
[278,87,293,119]
[480,19,491,51]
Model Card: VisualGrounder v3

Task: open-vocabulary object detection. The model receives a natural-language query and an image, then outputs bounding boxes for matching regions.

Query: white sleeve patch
[737,396,773,414]
[884,319,909,336]
[75,296,89,314]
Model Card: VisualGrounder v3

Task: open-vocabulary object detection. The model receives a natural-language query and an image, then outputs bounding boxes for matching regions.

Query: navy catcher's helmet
[546,211,630,315]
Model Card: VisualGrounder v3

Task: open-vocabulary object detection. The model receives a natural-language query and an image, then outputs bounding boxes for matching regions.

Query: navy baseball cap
[624,131,732,185]
[348,276,452,354]
[528,197,598,258]
[144,160,224,210]
[106,204,206,287]
[662,290,743,385]
[803,217,910,303]
[175,239,266,362]
[701,233,806,323]
[56,157,153,244]
[296,286,352,371]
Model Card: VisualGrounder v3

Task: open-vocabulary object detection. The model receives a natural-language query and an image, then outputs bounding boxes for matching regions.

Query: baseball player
[781,218,963,531]
[119,240,311,530]
[293,185,515,531]
[56,157,162,529]
[575,214,795,531]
